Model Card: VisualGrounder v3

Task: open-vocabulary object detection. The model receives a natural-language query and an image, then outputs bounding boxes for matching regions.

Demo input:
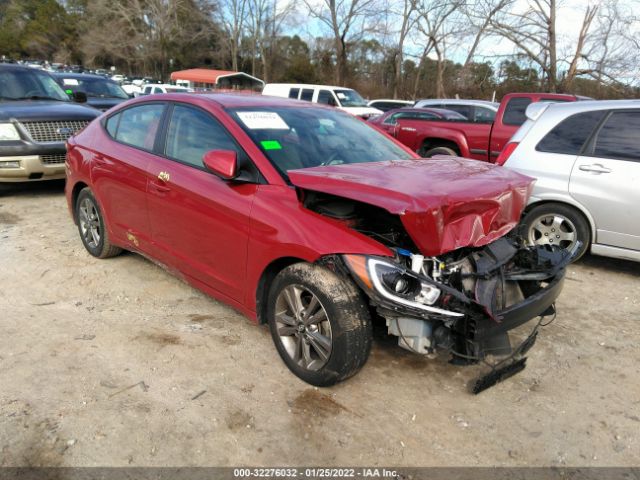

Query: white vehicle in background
[111,74,125,83]
[139,84,193,95]
[262,83,382,119]
[121,83,140,97]
[367,99,414,112]
[502,100,640,263]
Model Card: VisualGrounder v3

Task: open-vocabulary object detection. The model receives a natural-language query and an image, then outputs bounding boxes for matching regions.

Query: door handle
[157,171,170,182]
[579,164,611,174]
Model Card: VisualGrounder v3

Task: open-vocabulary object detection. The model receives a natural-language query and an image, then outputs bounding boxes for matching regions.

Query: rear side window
[288,88,299,99]
[503,97,532,126]
[165,105,238,168]
[317,90,337,106]
[592,111,640,161]
[105,114,120,137]
[473,107,496,123]
[536,110,605,155]
[300,88,314,102]
[114,104,164,150]
[442,104,471,119]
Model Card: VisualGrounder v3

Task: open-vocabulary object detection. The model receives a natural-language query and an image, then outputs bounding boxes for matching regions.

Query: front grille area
[40,154,66,165]
[22,120,89,143]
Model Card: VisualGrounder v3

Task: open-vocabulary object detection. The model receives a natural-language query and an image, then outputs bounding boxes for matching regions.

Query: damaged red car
[65,94,576,392]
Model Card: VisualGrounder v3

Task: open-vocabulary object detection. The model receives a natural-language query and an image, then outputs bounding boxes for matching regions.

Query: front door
[145,103,258,301]
[570,110,640,251]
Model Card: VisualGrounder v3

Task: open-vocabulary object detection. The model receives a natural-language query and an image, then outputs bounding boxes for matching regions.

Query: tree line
[1,0,639,100]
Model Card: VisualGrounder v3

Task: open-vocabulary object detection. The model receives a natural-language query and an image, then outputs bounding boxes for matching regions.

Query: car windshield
[228,106,414,178]
[334,89,368,107]
[165,87,188,93]
[0,68,69,101]
[60,77,129,99]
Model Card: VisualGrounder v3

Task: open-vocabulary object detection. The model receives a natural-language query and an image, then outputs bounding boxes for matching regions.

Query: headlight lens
[0,123,20,141]
[343,255,461,317]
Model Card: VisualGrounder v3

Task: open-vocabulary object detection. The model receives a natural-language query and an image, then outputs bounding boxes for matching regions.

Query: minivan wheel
[420,146,457,158]
[267,262,372,386]
[521,203,590,260]
[75,188,122,259]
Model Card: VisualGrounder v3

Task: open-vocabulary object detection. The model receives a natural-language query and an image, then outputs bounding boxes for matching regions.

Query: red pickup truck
[372,93,586,163]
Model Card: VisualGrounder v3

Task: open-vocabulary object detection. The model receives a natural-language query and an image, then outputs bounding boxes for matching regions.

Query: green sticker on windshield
[261,140,282,150]
[65,89,73,94]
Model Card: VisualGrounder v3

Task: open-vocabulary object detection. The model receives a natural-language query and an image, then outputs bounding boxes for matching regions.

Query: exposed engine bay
[306,190,576,393]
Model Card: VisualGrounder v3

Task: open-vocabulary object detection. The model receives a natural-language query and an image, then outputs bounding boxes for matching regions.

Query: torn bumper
[339,237,576,360]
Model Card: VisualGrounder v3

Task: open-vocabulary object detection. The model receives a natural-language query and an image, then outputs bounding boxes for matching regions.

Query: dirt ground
[0,180,638,468]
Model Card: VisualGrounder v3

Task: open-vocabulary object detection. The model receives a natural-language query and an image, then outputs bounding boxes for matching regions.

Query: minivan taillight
[495,142,519,166]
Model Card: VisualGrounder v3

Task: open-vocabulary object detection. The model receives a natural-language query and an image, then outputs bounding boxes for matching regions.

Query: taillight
[495,142,519,166]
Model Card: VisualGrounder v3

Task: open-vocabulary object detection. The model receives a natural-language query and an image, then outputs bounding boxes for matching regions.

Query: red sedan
[367,106,468,135]
[65,94,574,391]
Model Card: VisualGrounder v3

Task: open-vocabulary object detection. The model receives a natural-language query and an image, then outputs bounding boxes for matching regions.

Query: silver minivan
[501,100,640,263]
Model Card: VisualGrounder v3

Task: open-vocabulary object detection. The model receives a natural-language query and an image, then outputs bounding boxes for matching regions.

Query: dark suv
[0,64,100,182]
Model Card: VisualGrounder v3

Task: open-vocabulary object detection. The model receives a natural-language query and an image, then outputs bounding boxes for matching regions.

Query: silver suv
[501,100,640,263]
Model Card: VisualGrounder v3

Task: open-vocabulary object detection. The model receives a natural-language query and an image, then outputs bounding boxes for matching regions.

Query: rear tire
[75,187,122,259]
[267,262,372,386]
[520,203,590,261]
[420,146,457,158]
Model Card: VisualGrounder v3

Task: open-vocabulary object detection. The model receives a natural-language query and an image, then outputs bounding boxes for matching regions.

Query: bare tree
[302,0,381,85]
[81,0,212,78]
[490,0,599,92]
[247,0,295,81]
[216,0,248,71]
[412,0,461,98]
[461,0,513,68]
[388,0,419,98]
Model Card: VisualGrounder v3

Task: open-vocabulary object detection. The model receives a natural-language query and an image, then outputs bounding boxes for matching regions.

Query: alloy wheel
[274,285,332,371]
[78,198,101,249]
[528,213,577,249]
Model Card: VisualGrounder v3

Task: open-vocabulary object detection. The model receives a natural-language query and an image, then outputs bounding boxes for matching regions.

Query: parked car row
[1,64,637,390]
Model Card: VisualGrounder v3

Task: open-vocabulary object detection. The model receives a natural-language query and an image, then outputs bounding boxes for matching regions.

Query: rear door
[92,103,166,250]
[570,110,640,251]
[145,103,258,301]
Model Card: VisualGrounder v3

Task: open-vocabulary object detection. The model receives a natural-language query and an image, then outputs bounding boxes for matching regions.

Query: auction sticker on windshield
[237,111,289,130]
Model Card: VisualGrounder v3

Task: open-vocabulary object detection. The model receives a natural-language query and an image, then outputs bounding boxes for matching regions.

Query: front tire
[521,203,590,260]
[75,187,122,259]
[267,262,372,386]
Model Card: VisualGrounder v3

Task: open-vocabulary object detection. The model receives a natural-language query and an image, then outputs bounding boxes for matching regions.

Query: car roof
[0,63,50,73]
[369,99,414,103]
[415,98,500,109]
[540,99,640,116]
[264,83,356,91]
[53,72,116,81]
[124,92,330,110]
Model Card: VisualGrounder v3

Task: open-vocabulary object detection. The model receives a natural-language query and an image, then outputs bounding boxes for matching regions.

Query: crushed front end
[327,237,577,393]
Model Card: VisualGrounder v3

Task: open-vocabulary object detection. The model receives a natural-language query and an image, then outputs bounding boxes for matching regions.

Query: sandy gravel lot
[0,180,638,468]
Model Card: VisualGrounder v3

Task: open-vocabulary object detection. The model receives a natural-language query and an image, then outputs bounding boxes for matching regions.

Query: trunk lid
[288,157,534,256]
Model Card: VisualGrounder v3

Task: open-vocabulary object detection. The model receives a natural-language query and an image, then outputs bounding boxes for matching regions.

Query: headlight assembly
[343,255,463,317]
[0,123,20,141]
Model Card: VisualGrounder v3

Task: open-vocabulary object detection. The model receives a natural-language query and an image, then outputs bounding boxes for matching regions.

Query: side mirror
[72,91,87,103]
[203,150,237,180]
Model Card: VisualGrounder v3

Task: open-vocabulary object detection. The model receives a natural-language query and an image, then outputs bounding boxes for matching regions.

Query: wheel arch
[419,137,464,156]
[70,181,89,224]
[255,256,308,325]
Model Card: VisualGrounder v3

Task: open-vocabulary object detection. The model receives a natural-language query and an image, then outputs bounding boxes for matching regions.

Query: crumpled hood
[288,157,535,256]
